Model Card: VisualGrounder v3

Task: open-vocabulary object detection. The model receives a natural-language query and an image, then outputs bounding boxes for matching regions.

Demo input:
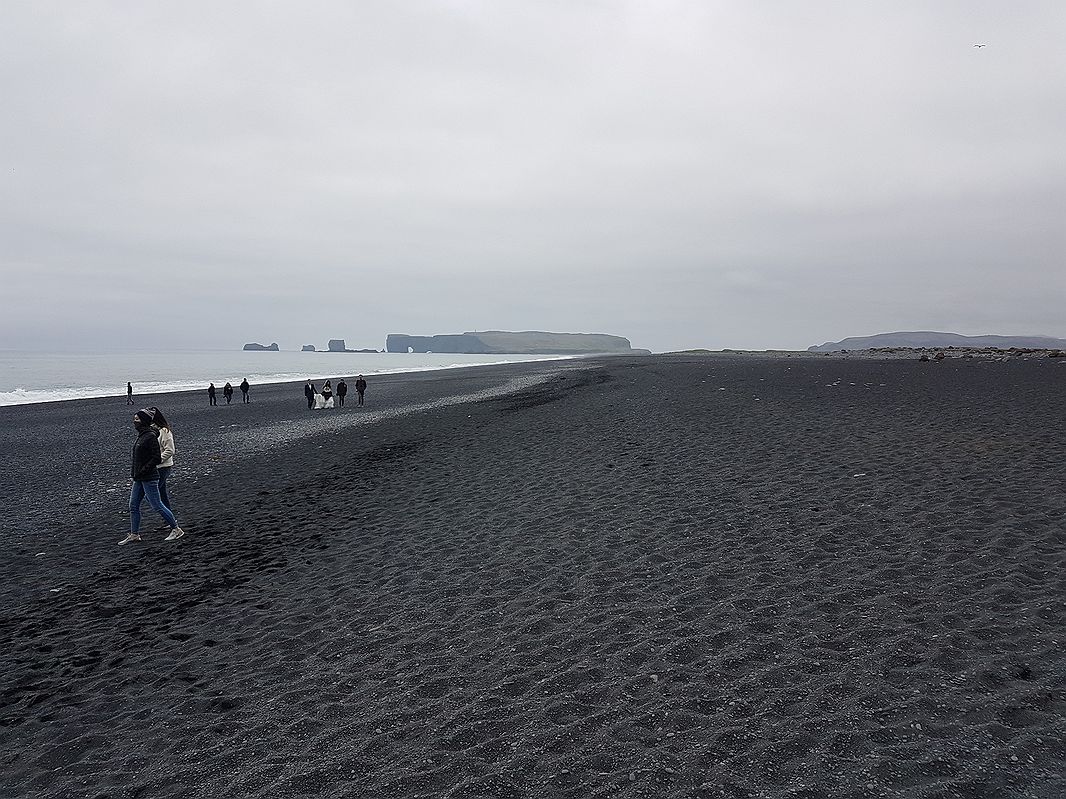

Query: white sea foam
[0,352,574,407]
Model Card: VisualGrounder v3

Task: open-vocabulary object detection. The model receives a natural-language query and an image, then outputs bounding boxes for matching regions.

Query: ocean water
[0,350,572,406]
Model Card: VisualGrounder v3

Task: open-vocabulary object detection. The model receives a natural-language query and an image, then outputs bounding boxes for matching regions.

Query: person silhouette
[240,378,250,403]
[223,382,234,404]
[304,380,314,410]
[336,379,348,406]
[355,375,367,406]
[208,383,217,406]
[126,382,134,405]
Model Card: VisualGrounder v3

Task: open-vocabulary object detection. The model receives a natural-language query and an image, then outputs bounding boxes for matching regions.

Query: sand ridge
[2,357,1065,797]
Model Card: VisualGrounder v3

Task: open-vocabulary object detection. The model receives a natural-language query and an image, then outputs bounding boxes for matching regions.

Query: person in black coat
[240,378,250,403]
[336,379,348,406]
[118,409,184,545]
[223,382,234,404]
[304,380,314,409]
[355,375,367,406]
[208,383,217,406]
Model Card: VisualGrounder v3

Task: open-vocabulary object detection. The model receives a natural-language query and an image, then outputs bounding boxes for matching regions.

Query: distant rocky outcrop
[386,331,647,355]
[301,344,316,352]
[326,338,379,353]
[388,334,490,354]
[243,342,279,351]
[809,332,1066,352]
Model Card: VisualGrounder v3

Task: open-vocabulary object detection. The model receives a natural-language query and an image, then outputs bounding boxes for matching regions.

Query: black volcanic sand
[2,356,1065,798]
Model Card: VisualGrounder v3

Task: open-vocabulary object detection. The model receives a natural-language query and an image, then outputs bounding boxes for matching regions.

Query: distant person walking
[150,407,177,524]
[118,409,184,545]
[336,379,348,406]
[208,382,217,406]
[304,380,315,410]
[223,382,234,404]
[240,378,250,403]
[126,382,134,405]
[355,375,367,406]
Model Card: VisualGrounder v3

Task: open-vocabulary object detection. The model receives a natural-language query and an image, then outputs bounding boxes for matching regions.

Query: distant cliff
[809,332,1066,352]
[243,342,279,351]
[386,330,646,355]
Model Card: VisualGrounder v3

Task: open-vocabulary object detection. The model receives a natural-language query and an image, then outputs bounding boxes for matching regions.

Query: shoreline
[10,344,1062,407]
[0,358,584,544]
[0,353,580,408]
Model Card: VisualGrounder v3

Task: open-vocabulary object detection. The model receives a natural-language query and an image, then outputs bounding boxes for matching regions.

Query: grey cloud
[2,1,1064,353]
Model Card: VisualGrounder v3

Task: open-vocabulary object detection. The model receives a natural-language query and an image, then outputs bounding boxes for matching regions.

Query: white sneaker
[118,533,141,546]
[164,528,185,541]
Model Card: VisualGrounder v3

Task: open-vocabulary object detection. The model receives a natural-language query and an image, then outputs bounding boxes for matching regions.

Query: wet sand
[2,355,1065,797]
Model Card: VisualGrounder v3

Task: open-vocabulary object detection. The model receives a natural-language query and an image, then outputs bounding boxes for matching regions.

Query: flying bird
[974,43,986,47]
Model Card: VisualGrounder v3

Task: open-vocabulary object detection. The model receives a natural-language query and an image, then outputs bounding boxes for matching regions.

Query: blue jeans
[130,479,177,533]
[157,466,173,511]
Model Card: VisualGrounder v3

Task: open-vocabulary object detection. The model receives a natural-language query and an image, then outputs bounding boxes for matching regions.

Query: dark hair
[150,407,171,430]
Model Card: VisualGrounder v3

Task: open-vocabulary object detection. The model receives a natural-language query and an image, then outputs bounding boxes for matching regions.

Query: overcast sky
[2,1,1063,352]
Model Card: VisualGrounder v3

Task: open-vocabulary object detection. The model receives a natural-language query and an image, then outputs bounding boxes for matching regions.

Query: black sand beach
[2,355,1065,798]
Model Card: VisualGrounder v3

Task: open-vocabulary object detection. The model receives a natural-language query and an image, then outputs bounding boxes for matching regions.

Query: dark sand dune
[2,356,1065,797]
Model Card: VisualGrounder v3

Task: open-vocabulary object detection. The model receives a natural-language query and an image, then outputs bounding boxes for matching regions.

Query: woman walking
[119,409,185,545]
[150,407,176,524]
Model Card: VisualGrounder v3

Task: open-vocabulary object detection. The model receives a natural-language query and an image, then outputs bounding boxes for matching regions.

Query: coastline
[0,359,579,543]
[3,354,1065,797]
[0,351,579,408]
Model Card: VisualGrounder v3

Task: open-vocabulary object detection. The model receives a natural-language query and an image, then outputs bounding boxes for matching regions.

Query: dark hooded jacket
[131,427,161,481]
